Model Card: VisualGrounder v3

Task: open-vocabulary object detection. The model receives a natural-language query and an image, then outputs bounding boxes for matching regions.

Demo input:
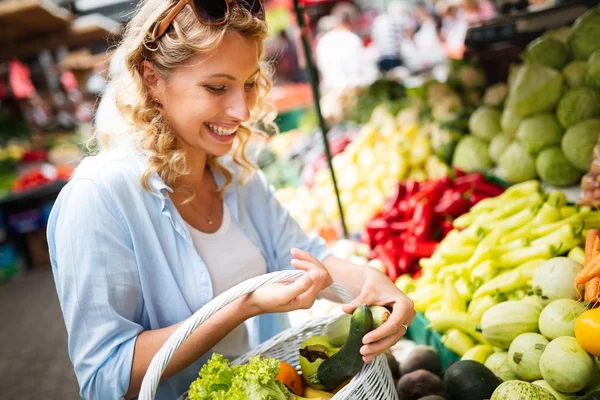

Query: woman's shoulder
[67,147,148,200]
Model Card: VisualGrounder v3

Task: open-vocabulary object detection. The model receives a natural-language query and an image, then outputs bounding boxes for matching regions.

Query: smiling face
[149,30,260,159]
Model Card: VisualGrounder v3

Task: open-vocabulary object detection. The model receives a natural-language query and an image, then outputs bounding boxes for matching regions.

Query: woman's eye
[205,85,226,94]
[244,82,257,92]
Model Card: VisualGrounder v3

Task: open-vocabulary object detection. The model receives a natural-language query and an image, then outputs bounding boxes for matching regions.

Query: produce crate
[406,312,460,371]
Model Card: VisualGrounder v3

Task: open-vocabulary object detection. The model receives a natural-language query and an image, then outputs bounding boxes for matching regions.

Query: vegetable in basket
[301,305,374,391]
[188,354,321,400]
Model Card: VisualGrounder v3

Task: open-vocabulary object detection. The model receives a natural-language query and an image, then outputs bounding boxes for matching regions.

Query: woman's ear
[140,60,162,101]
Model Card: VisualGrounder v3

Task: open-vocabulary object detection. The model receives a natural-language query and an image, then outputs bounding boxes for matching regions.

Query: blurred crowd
[266,0,502,93]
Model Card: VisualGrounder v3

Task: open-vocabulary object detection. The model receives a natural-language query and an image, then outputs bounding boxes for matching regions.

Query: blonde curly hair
[103,0,277,196]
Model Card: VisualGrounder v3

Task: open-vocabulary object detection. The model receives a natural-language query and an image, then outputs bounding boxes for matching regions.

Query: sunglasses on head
[155,0,265,39]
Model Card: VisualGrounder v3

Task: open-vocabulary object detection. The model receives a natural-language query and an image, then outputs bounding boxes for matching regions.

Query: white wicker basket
[139,270,398,400]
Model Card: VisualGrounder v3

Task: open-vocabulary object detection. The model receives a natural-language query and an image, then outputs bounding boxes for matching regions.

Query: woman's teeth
[207,123,237,136]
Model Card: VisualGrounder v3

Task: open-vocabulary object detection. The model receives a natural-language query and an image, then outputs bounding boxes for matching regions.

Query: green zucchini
[311,305,374,391]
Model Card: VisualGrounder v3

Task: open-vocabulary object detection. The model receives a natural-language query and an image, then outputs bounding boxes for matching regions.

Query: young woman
[47,1,416,399]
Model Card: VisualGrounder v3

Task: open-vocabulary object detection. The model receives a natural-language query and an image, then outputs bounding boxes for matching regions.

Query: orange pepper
[575,307,600,357]
[276,361,303,396]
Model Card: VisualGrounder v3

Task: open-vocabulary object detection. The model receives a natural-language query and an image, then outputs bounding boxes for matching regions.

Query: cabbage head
[489,133,512,164]
[522,37,570,70]
[568,7,600,60]
[506,63,564,118]
[516,114,563,154]
[562,60,587,88]
[556,87,600,128]
[469,106,502,140]
[498,141,537,183]
[536,146,582,186]
[586,50,600,89]
[501,108,522,137]
[483,83,508,108]
[561,118,600,172]
[543,27,571,44]
[452,135,493,173]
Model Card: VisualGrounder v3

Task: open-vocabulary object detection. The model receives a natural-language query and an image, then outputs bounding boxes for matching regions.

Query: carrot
[578,230,600,298]
[584,229,599,266]
[584,277,600,304]
[576,255,600,285]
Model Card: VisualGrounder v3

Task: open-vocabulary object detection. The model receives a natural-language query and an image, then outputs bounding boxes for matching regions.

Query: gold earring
[155,97,160,103]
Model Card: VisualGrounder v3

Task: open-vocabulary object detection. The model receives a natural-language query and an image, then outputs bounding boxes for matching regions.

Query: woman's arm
[126,295,255,399]
[126,254,329,399]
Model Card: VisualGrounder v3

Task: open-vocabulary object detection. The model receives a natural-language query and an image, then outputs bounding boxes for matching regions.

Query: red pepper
[404,239,438,258]
[442,218,454,237]
[453,173,484,186]
[406,180,420,197]
[389,220,411,233]
[435,190,472,217]
[373,230,388,246]
[453,168,467,178]
[472,180,504,197]
[412,269,423,279]
[374,245,399,281]
[411,200,434,240]
[409,177,451,209]
[469,191,489,206]
[397,252,414,275]
[384,184,406,211]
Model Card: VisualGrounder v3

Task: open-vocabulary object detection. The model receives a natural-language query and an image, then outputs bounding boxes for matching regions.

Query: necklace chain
[189,173,217,225]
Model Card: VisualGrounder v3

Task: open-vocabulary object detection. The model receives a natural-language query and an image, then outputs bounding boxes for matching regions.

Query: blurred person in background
[371,0,408,73]
[315,3,375,91]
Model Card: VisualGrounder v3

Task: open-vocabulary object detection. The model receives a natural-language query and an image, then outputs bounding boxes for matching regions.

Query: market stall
[241,2,600,399]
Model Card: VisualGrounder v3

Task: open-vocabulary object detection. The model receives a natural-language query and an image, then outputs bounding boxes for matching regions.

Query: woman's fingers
[291,259,331,289]
[276,274,314,305]
[291,247,320,265]
[362,301,413,345]
[341,297,362,314]
[361,331,404,362]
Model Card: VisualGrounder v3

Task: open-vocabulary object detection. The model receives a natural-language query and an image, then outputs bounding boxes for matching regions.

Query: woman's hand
[246,248,333,315]
[342,268,416,363]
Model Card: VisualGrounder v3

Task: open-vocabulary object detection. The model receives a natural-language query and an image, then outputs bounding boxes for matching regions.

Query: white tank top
[185,203,268,361]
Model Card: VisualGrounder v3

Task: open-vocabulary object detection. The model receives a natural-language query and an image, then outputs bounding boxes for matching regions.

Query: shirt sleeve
[47,177,143,400]
[252,170,331,271]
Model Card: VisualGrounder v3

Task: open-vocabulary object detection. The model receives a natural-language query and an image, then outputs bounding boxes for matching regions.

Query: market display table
[0,181,67,270]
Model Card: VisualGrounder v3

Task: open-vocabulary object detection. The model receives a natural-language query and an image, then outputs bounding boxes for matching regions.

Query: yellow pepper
[462,344,495,363]
[442,329,475,357]
[575,308,600,357]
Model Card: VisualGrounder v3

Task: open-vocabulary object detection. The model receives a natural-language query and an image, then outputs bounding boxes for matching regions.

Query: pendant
[207,217,214,225]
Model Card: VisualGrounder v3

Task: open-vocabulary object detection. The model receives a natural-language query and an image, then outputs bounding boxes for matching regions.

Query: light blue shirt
[46,146,330,400]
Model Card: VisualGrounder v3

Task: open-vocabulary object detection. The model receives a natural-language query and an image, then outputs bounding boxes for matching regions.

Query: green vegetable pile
[188,354,293,400]
[446,5,600,187]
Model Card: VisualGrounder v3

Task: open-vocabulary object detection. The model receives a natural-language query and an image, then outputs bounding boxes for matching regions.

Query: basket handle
[138,270,353,399]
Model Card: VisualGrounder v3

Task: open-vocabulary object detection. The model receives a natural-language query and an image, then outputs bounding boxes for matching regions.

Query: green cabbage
[522,37,570,70]
[543,27,571,44]
[469,106,502,140]
[568,7,600,60]
[498,141,537,183]
[452,135,493,173]
[561,118,600,172]
[516,114,563,154]
[501,108,523,137]
[535,147,582,186]
[506,63,564,118]
[188,354,292,400]
[483,83,508,107]
[431,123,463,164]
[557,87,600,128]
[586,50,600,89]
[489,133,512,164]
[563,60,587,89]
